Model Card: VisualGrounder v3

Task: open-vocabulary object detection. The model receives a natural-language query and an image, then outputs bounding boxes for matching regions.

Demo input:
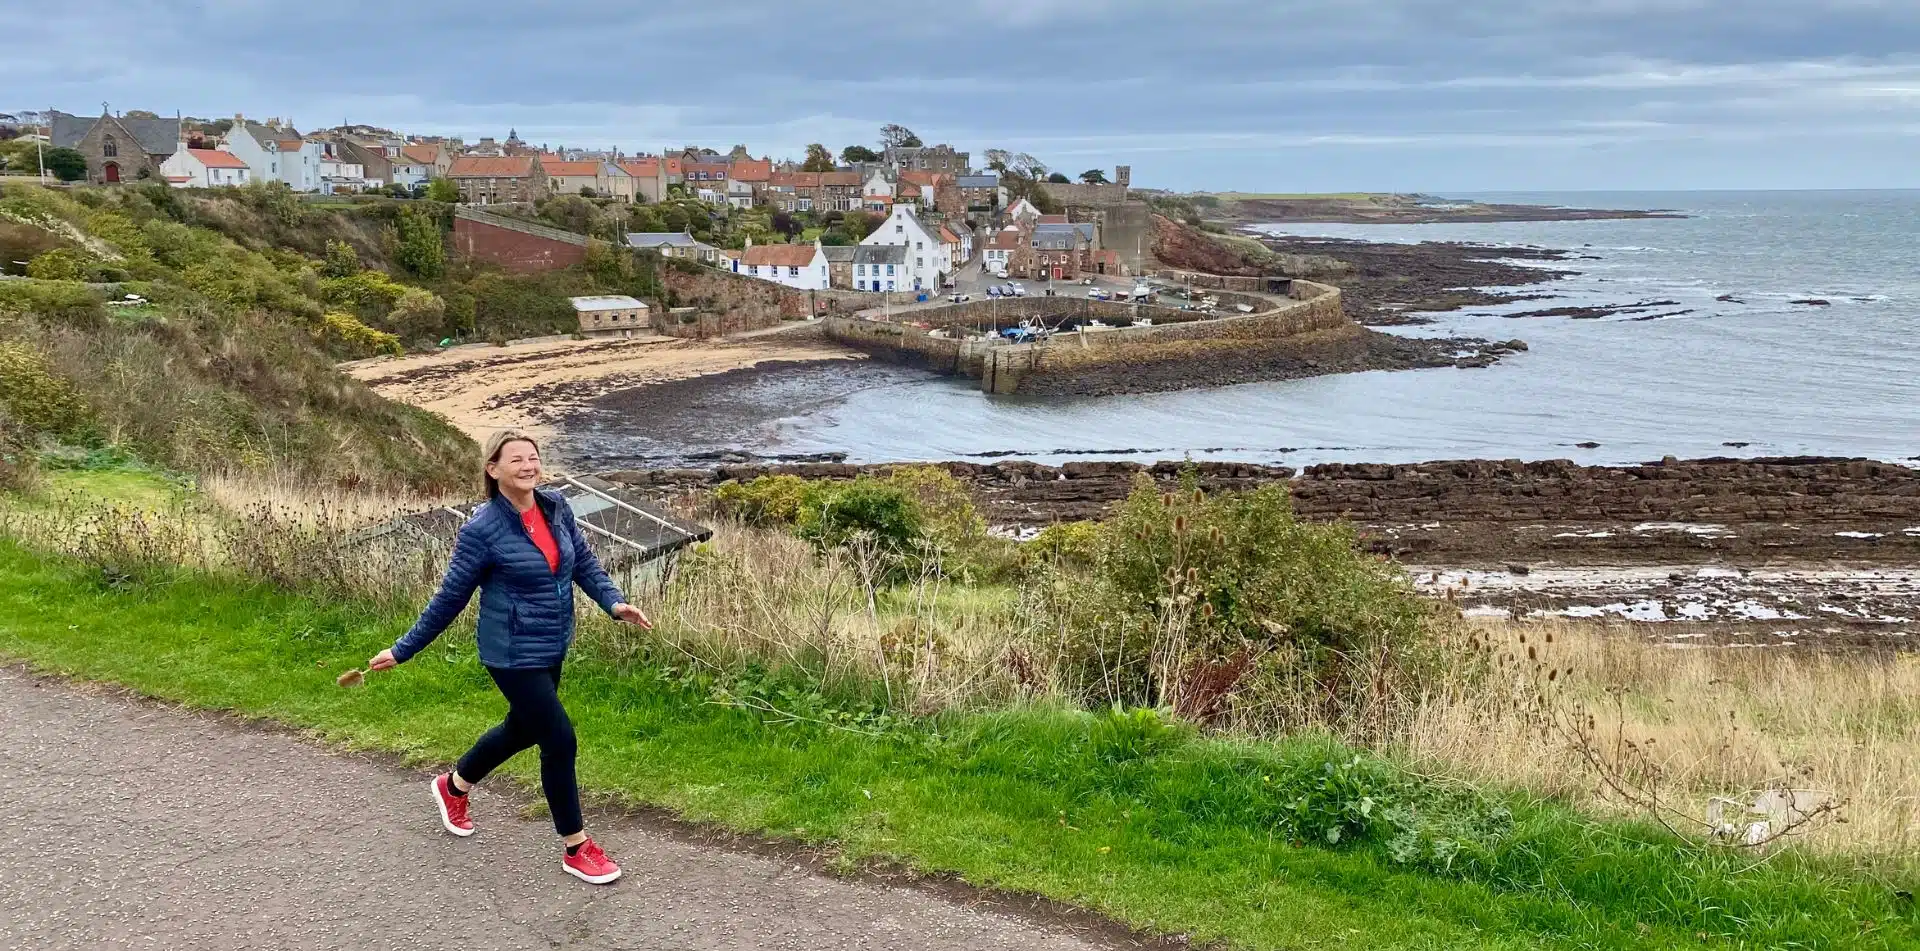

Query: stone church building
[49,111,184,184]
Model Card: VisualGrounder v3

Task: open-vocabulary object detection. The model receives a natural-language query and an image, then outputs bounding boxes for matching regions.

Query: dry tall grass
[10,472,1918,862]
[1407,619,1920,863]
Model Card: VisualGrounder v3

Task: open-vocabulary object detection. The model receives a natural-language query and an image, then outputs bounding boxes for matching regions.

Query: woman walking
[368,430,651,885]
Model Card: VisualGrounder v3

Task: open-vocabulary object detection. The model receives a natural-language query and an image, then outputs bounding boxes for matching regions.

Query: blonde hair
[481,429,541,498]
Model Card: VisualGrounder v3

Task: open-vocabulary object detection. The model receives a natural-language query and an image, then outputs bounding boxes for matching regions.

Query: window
[788,266,799,277]
[887,281,895,291]
[916,257,923,267]
[857,265,866,276]
[886,264,895,275]
[749,265,758,274]
[102,135,118,157]
[895,225,903,234]
[915,241,923,250]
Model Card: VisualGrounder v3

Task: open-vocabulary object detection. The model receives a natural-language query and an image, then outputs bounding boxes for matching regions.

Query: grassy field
[0,469,1915,950]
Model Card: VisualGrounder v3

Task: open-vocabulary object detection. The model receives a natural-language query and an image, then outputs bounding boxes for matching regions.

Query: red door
[1052,266,1063,280]
[103,162,121,183]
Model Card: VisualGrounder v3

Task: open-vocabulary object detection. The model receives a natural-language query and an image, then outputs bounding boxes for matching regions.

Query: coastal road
[0,668,1121,951]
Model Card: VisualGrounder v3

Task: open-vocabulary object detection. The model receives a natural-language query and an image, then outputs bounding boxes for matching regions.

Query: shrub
[713,474,810,527]
[322,239,360,278]
[384,287,446,342]
[1027,472,1448,733]
[796,478,924,565]
[1023,520,1100,571]
[425,178,460,203]
[322,311,403,358]
[0,406,40,492]
[0,341,92,435]
[0,280,106,326]
[26,247,93,281]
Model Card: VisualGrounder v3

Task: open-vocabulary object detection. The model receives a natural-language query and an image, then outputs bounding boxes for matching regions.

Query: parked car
[1086,287,1110,300]
[949,293,972,303]
[1010,282,1027,297]
[987,286,1002,297]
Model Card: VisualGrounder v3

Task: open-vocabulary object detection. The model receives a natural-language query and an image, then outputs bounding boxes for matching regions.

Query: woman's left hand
[612,602,652,629]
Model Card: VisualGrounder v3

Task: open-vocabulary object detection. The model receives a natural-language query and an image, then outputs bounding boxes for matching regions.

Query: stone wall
[451,208,588,273]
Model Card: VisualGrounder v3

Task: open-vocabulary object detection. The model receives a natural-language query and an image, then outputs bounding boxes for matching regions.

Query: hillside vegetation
[0,182,483,493]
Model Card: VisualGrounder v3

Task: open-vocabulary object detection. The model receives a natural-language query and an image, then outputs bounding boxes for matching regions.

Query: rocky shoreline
[1249,235,1578,326]
[603,455,1920,568]
[1211,194,1686,227]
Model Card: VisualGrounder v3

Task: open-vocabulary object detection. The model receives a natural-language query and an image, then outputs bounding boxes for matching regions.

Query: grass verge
[1,539,1914,950]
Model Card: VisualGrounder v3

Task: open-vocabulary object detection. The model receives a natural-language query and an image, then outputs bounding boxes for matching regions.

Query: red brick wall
[451,216,587,273]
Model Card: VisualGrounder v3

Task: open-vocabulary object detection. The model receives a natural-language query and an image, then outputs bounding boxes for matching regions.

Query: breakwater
[822,280,1350,396]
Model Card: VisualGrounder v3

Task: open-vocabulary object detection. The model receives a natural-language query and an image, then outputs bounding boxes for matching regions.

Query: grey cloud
[3,1,1918,189]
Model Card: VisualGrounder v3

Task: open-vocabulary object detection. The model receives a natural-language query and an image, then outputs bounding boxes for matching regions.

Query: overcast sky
[5,1,1918,192]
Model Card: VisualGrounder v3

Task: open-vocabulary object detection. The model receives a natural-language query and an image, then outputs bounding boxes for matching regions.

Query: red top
[521,506,560,573]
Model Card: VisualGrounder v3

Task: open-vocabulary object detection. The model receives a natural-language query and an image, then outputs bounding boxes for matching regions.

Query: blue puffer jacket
[390,489,625,669]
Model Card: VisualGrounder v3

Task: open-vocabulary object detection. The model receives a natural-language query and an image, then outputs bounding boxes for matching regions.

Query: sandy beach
[343,325,862,445]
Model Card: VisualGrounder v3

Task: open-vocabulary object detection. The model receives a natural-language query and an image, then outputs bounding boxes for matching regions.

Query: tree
[578,185,597,198]
[770,211,802,239]
[983,149,1011,172]
[125,109,160,119]
[842,210,880,241]
[1079,169,1109,184]
[840,145,879,164]
[425,177,460,203]
[393,209,446,278]
[43,147,86,182]
[1046,172,1070,184]
[802,143,836,172]
[879,124,922,149]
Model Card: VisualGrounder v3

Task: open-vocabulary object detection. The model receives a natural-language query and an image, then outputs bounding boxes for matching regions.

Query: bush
[1022,520,1100,571]
[0,280,106,326]
[322,311,403,358]
[322,239,360,278]
[1027,472,1449,733]
[796,478,924,567]
[26,247,92,281]
[0,341,92,435]
[392,208,445,278]
[713,474,810,526]
[384,287,446,342]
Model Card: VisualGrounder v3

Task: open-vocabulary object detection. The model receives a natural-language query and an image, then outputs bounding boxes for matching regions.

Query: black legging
[455,664,583,837]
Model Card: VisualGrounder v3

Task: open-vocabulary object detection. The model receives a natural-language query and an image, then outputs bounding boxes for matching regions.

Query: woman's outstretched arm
[388,525,489,664]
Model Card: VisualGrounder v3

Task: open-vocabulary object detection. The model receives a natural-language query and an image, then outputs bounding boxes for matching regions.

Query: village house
[821,245,857,289]
[447,154,548,205]
[330,139,393,190]
[541,157,634,201]
[765,170,862,213]
[730,156,772,204]
[223,117,326,192]
[982,227,1022,275]
[861,168,894,211]
[937,222,967,270]
[737,240,830,291]
[859,205,952,291]
[49,111,182,184]
[900,170,962,217]
[851,245,908,292]
[883,143,969,175]
[617,156,671,203]
[626,231,720,265]
[726,178,756,209]
[159,146,249,188]
[1004,197,1043,226]
[569,295,650,338]
[318,145,370,193]
[397,143,452,186]
[957,173,1005,213]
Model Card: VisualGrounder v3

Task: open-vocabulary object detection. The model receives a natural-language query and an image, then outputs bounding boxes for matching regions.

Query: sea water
[596,190,1920,468]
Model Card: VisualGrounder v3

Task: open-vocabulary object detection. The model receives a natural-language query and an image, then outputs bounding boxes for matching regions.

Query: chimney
[1115,165,1131,188]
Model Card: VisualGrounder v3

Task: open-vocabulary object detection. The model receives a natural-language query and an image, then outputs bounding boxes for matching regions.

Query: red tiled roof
[730,157,772,182]
[769,171,818,188]
[664,156,683,174]
[821,171,861,186]
[987,230,1024,250]
[741,243,819,268]
[620,158,660,177]
[1038,214,1069,224]
[277,139,304,152]
[448,155,538,178]
[938,225,960,243]
[899,170,946,187]
[189,148,248,169]
[541,158,603,177]
[684,161,729,175]
[898,183,922,197]
[400,144,443,165]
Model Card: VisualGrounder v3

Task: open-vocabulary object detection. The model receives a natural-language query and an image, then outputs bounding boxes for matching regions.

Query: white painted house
[159,148,251,188]
[319,146,370,194]
[738,240,829,291]
[223,119,325,192]
[858,205,951,291]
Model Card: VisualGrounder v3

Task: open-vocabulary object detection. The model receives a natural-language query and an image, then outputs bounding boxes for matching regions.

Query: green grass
[0,539,1913,950]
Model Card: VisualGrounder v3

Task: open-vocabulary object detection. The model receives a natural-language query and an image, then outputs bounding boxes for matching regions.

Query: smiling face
[486,438,542,497]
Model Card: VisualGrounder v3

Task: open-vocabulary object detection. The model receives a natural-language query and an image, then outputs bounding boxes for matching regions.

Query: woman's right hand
[368,649,398,672]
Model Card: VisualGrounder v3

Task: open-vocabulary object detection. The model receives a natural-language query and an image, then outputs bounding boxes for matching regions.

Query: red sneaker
[430,774,474,837]
[562,838,621,885]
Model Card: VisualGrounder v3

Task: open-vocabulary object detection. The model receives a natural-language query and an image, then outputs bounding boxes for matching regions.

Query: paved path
[0,669,1116,951]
